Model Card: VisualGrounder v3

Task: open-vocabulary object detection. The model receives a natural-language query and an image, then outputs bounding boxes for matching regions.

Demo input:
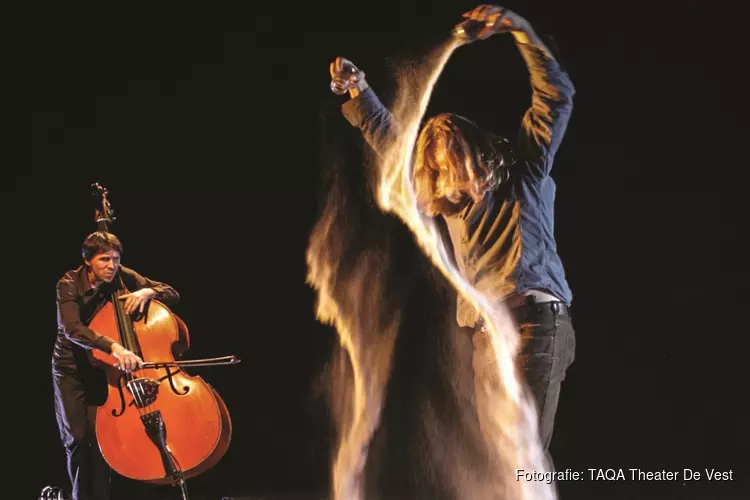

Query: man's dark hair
[82,231,123,262]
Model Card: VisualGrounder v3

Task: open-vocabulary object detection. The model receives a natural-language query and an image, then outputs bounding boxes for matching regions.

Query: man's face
[86,249,121,284]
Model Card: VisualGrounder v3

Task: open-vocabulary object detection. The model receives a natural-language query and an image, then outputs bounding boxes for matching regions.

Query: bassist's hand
[111,343,144,372]
[118,288,156,315]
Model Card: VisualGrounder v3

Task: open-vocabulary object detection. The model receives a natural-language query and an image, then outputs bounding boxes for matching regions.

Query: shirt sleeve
[341,87,402,158]
[56,278,115,353]
[515,40,575,179]
[120,266,180,306]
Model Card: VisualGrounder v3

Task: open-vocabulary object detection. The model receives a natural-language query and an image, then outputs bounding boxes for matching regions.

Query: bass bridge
[112,367,191,416]
[126,378,160,408]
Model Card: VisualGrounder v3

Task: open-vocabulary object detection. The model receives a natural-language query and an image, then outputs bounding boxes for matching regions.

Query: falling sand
[307,37,556,500]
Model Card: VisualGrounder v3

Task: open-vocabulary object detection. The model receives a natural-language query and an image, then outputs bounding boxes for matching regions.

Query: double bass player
[52,230,179,500]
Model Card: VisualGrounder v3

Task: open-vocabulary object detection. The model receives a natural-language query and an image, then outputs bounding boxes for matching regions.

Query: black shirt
[52,265,179,371]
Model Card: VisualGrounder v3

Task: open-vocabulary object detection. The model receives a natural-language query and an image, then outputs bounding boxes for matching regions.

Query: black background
[21,1,749,498]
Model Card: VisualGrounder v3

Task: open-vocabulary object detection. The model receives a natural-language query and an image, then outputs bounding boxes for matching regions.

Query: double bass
[87,183,239,497]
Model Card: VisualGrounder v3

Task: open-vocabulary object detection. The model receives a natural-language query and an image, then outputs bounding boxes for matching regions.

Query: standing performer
[330,4,576,470]
[52,231,179,500]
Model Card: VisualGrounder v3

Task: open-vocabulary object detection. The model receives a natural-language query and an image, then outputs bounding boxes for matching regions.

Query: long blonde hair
[412,113,510,216]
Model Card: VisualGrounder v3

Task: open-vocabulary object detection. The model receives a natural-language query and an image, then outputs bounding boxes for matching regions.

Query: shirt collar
[75,265,99,295]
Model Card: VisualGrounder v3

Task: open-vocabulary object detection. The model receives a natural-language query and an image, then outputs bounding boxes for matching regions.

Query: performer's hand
[330,56,369,97]
[118,288,156,315]
[460,5,530,41]
[111,343,145,372]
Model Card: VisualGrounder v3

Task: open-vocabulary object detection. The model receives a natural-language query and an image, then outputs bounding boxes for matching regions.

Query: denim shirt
[341,40,575,327]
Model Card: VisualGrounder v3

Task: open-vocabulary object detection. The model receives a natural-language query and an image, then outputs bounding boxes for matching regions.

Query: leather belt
[505,290,570,316]
[477,294,570,331]
[512,299,570,317]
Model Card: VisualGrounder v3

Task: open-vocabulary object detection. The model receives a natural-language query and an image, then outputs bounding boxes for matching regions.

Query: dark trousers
[52,364,111,500]
[473,300,575,471]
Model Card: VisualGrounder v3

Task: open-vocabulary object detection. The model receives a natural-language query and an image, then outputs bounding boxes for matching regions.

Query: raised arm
[514,28,574,177]
[459,5,575,177]
[331,57,402,158]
